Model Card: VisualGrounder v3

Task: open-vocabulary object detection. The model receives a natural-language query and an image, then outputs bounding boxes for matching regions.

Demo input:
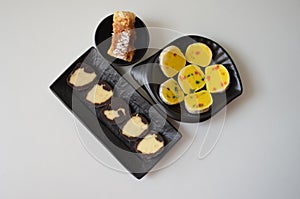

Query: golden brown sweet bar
[107,11,136,62]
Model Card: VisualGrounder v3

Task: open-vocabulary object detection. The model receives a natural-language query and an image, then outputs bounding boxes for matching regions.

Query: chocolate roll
[136,132,164,158]
[120,114,149,139]
[67,63,97,90]
[85,80,113,107]
[99,97,131,125]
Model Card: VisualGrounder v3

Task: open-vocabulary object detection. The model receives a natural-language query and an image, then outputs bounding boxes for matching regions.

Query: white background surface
[1,0,300,198]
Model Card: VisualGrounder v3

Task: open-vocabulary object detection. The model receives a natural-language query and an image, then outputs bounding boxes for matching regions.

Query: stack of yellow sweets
[159,42,230,114]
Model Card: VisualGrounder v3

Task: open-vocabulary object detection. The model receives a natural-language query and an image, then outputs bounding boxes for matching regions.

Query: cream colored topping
[160,64,178,78]
[122,115,148,138]
[185,43,212,67]
[104,108,126,120]
[86,84,113,104]
[205,64,230,93]
[69,68,96,87]
[184,90,213,114]
[137,134,164,154]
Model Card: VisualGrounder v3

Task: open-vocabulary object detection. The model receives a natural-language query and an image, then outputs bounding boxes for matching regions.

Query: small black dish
[94,14,149,66]
[131,35,243,123]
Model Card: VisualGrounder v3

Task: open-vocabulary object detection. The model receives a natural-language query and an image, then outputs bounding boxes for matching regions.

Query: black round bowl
[94,14,149,66]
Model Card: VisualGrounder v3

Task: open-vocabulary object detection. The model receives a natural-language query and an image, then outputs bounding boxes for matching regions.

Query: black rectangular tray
[50,47,182,179]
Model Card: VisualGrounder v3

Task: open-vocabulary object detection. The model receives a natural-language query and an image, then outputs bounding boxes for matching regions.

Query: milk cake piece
[107,11,136,62]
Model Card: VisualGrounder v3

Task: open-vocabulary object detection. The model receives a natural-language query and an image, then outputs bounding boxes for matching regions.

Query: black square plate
[50,47,182,179]
[131,35,243,123]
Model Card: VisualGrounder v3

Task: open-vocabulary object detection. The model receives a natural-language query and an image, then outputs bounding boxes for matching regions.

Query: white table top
[1,0,300,198]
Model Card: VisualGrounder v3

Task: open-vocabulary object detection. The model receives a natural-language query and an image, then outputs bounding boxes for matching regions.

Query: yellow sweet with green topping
[177,65,205,94]
[159,78,184,105]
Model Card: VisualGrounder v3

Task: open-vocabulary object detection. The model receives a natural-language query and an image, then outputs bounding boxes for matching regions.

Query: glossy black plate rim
[94,14,150,67]
[131,35,243,123]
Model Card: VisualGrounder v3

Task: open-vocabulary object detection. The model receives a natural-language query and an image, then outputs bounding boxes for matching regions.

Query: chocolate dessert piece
[136,133,164,157]
[67,63,97,90]
[86,80,113,107]
[99,97,131,125]
[121,114,148,139]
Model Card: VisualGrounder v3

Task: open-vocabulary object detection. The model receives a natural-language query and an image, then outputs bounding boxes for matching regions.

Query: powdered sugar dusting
[112,31,130,59]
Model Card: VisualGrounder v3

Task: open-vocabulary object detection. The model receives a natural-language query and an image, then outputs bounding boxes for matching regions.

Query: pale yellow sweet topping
[69,68,96,87]
[137,134,164,155]
[184,90,213,114]
[185,43,212,67]
[104,108,126,120]
[205,64,230,93]
[122,115,148,138]
[86,84,113,104]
